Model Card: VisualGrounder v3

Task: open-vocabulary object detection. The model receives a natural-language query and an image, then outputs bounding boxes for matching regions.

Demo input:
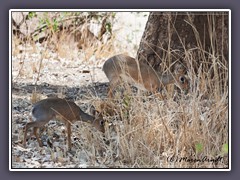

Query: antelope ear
[89,105,102,117]
[174,62,187,74]
[89,105,97,115]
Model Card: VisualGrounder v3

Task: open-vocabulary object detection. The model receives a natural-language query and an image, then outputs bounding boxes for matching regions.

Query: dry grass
[81,78,228,168]
[11,12,229,169]
[72,13,228,168]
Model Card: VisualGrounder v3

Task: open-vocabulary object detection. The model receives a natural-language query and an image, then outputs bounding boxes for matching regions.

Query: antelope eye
[100,120,104,126]
[180,76,185,83]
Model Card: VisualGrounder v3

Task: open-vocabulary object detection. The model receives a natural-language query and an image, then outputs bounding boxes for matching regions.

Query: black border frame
[1,0,239,179]
[9,9,230,171]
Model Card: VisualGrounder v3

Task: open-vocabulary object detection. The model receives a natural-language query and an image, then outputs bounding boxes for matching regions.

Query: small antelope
[103,54,189,97]
[23,97,105,150]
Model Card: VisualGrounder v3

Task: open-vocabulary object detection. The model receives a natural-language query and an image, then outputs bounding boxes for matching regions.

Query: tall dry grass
[72,13,229,168]
[78,72,228,168]
[12,12,228,168]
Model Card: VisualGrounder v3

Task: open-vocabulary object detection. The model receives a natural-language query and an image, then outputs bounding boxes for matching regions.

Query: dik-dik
[103,54,189,97]
[23,97,105,150]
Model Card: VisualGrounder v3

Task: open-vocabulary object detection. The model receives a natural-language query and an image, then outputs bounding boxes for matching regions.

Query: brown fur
[103,54,189,97]
[23,97,105,150]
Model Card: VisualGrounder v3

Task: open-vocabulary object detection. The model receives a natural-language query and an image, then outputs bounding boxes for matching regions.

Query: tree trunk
[136,11,229,73]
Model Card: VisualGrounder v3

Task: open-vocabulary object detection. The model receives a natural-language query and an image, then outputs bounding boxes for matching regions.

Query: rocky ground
[11,12,149,169]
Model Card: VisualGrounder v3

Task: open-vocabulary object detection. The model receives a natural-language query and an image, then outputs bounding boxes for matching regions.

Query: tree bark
[137,11,229,72]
